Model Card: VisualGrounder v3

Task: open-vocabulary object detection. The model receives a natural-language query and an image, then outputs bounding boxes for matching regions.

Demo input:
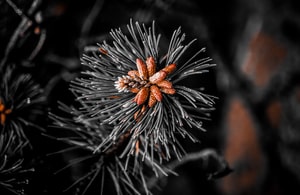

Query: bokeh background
[1,0,300,194]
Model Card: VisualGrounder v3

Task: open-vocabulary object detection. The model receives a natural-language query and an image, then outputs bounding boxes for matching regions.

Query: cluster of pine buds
[51,19,216,195]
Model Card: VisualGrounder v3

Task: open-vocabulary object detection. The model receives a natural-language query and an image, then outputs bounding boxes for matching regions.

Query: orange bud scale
[134,87,149,105]
[136,59,148,80]
[150,85,162,102]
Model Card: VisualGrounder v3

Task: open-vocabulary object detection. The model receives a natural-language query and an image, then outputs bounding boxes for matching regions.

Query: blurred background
[1,0,300,194]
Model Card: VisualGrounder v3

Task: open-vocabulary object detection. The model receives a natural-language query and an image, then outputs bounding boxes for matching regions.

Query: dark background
[1,0,300,194]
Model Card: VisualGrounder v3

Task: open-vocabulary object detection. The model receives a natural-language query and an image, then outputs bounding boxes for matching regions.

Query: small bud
[162,63,176,74]
[136,59,148,80]
[157,80,173,89]
[128,70,140,78]
[134,87,149,105]
[130,88,139,93]
[149,71,167,84]
[146,57,156,77]
[148,92,157,107]
[150,85,162,101]
[161,88,176,95]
